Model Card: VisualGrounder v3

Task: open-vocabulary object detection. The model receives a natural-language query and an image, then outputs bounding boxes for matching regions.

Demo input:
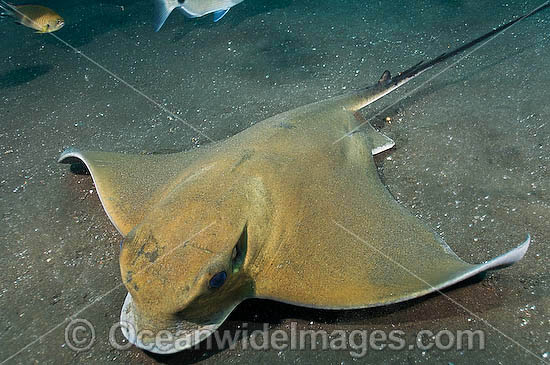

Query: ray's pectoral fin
[260,230,531,310]
[360,221,532,308]
[58,148,185,235]
[396,235,531,303]
[352,111,395,155]
[355,233,532,308]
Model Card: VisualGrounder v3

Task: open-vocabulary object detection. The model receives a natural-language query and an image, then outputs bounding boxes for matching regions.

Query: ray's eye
[209,271,226,289]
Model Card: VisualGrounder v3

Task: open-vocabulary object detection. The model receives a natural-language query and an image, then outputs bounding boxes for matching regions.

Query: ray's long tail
[343,1,550,112]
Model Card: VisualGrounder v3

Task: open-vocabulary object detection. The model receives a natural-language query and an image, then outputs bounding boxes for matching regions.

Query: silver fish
[153,0,244,31]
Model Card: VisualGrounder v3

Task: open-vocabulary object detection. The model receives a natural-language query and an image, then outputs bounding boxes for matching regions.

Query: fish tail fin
[213,9,230,22]
[153,0,179,31]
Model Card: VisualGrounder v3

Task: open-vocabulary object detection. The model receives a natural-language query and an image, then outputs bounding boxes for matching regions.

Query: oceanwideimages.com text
[65,319,486,357]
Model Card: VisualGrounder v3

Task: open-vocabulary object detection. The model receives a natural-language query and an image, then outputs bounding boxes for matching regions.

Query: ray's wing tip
[58,147,83,164]
[515,233,531,259]
[506,233,530,263]
[483,234,531,270]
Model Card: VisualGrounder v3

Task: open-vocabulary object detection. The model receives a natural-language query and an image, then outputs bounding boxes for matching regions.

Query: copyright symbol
[64,318,95,352]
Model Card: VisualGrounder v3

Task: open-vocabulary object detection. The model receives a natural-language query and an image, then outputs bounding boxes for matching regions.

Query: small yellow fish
[0,1,64,33]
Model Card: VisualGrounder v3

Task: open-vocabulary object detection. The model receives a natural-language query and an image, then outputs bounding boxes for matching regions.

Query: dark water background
[1,0,549,363]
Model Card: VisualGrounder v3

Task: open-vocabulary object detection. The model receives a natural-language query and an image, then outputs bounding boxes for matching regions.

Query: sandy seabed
[0,0,548,363]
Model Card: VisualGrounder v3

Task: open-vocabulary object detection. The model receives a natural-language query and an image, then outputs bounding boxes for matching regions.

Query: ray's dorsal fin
[58,148,188,235]
[377,70,391,85]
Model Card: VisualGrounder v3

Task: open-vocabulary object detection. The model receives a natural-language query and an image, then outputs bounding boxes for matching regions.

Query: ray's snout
[120,293,220,354]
